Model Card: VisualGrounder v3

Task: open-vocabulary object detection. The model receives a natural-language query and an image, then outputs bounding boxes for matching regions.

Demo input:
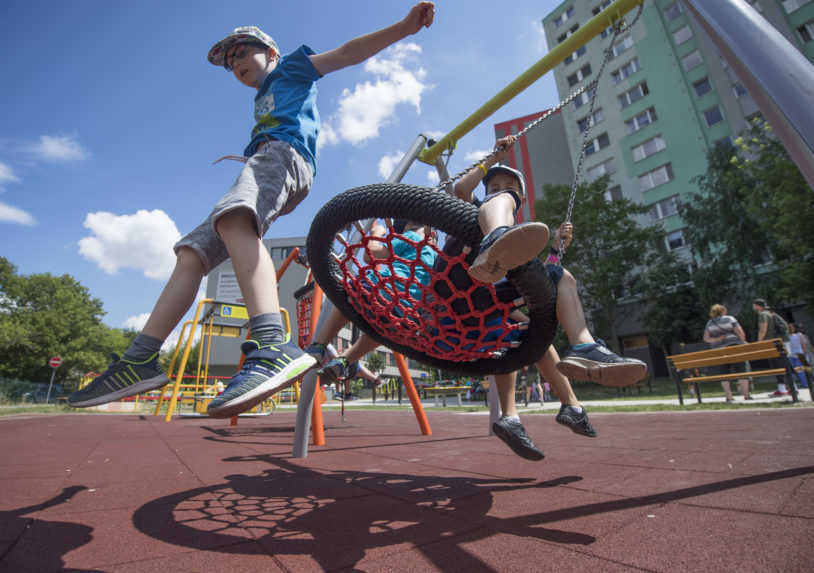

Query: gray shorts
[174,141,313,273]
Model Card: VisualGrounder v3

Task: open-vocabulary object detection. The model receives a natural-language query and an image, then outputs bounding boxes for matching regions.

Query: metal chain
[558,2,644,263]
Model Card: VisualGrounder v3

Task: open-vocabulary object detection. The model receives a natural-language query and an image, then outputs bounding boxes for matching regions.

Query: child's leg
[555,269,594,346]
[469,194,549,283]
[538,346,597,437]
[721,380,733,401]
[491,372,544,460]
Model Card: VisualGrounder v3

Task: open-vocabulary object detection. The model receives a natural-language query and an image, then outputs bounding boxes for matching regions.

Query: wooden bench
[423,386,470,407]
[666,338,810,405]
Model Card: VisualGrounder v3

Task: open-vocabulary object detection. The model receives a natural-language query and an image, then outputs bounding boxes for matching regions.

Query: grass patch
[0,404,76,417]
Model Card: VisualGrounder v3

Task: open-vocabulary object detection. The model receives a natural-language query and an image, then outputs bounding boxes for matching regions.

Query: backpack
[772,312,790,339]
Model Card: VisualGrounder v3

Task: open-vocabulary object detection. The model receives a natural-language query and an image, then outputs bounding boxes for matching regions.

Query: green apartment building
[533,0,814,363]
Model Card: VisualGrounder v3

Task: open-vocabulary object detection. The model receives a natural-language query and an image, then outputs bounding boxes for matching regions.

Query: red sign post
[46,356,62,403]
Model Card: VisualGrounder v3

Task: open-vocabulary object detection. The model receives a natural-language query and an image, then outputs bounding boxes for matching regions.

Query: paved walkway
[1,406,813,572]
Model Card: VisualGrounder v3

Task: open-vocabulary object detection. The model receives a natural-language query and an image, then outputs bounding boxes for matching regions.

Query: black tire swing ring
[306,183,558,375]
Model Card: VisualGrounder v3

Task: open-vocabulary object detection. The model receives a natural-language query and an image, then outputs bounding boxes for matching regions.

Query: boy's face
[226,43,278,88]
[485,173,521,196]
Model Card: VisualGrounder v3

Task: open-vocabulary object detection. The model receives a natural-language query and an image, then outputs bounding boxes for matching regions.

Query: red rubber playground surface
[1,408,813,572]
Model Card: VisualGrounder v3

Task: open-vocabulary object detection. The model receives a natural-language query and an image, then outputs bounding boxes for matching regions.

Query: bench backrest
[666,338,786,371]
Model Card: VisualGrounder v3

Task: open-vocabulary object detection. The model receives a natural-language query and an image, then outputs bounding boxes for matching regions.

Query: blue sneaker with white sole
[207,336,316,418]
[556,339,647,388]
[68,353,169,408]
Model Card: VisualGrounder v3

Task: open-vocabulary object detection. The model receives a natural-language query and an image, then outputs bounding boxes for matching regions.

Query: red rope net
[336,226,527,362]
[295,286,315,349]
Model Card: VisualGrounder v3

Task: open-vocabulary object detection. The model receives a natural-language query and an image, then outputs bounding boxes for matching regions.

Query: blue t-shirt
[244,45,322,172]
[373,230,437,301]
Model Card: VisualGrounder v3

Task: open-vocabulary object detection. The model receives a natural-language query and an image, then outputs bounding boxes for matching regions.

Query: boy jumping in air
[69,3,436,418]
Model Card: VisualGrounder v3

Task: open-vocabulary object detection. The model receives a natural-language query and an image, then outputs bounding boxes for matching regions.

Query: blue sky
[0,0,565,347]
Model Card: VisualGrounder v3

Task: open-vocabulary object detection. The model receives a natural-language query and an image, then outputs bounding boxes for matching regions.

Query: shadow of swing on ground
[131,453,814,571]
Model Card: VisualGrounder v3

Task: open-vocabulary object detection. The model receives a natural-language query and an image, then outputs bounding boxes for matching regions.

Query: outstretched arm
[453,135,516,203]
[309,2,434,75]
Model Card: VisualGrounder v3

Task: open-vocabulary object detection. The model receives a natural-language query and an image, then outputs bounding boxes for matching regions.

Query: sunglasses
[224,42,266,71]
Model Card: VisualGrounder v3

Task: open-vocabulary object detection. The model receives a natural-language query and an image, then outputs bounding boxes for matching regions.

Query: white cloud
[0,201,36,226]
[0,162,20,184]
[465,149,492,162]
[426,170,440,183]
[123,313,150,331]
[322,42,430,147]
[378,151,405,179]
[27,134,89,162]
[78,209,181,280]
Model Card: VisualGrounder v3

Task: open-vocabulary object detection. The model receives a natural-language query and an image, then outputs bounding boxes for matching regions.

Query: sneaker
[305,342,328,364]
[469,222,549,284]
[68,353,169,408]
[770,390,789,397]
[555,405,597,438]
[492,416,544,461]
[207,336,317,418]
[556,340,647,387]
[334,391,354,401]
[318,357,359,385]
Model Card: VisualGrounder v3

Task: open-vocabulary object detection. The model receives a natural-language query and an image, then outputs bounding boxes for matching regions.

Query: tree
[0,257,134,387]
[535,177,663,350]
[364,351,386,379]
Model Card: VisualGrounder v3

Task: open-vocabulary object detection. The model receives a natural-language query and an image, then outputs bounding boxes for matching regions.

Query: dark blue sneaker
[68,353,169,408]
[305,342,328,365]
[334,391,354,401]
[207,336,316,418]
[469,222,549,283]
[556,339,647,387]
[555,404,597,437]
[318,356,359,385]
[492,416,544,461]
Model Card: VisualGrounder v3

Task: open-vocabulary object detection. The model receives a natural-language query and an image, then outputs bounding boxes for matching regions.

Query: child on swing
[450,134,647,460]
[68,3,436,418]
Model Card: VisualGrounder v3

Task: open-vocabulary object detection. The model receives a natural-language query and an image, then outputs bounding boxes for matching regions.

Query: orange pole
[276,247,300,280]
[309,284,326,446]
[394,352,432,436]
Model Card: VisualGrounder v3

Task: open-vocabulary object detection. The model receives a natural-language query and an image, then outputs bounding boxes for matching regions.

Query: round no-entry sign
[49,356,62,368]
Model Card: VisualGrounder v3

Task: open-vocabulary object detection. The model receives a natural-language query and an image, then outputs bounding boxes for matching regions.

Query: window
[639,163,674,191]
[648,195,680,221]
[611,35,634,59]
[611,57,641,84]
[733,81,747,97]
[600,25,614,39]
[704,105,724,126]
[592,0,612,15]
[665,229,686,251]
[682,50,703,71]
[587,158,616,181]
[585,132,610,156]
[573,86,596,109]
[664,1,683,22]
[783,0,807,14]
[564,45,587,65]
[693,77,712,97]
[577,108,604,132]
[673,25,693,45]
[567,64,592,86]
[798,20,814,43]
[632,135,666,162]
[605,185,623,202]
[618,82,649,109]
[557,23,579,44]
[625,107,658,134]
[553,6,574,28]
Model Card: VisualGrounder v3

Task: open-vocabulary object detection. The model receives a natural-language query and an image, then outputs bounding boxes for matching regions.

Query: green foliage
[0,257,137,388]
[682,118,814,312]
[364,351,386,375]
[535,177,662,350]
[158,341,202,376]
[0,377,35,403]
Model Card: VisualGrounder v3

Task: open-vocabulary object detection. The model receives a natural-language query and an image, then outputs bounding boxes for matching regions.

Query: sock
[248,312,285,345]
[504,415,520,422]
[778,383,788,393]
[123,333,163,362]
[572,343,595,351]
[568,405,584,413]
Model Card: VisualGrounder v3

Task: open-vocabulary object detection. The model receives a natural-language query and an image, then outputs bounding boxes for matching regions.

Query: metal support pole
[684,0,814,189]
[45,367,57,404]
[488,376,500,435]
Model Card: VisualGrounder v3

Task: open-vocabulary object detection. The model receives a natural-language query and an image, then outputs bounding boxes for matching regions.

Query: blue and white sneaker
[207,336,317,418]
[304,342,328,365]
[556,340,647,387]
[68,353,169,408]
[469,222,549,283]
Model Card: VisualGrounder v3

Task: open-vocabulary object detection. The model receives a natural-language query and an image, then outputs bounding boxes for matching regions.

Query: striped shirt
[704,315,743,348]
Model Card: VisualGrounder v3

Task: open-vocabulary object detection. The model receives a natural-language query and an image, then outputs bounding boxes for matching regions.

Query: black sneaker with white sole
[492,416,544,460]
[555,404,597,438]
[556,339,647,387]
[468,222,549,284]
[68,353,169,408]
